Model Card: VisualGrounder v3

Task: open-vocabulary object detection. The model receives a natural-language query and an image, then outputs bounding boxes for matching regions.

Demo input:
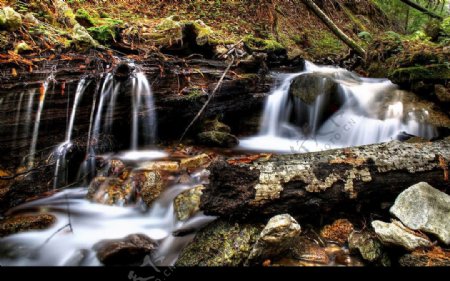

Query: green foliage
[75,8,96,27]
[358,31,373,42]
[243,35,285,53]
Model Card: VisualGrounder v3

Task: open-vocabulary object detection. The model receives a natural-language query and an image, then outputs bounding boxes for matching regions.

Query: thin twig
[0,164,54,180]
[177,56,235,145]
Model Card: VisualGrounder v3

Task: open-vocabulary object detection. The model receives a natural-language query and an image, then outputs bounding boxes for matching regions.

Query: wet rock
[289,237,330,265]
[390,182,450,245]
[131,170,164,207]
[174,185,205,221]
[201,119,231,133]
[72,23,98,51]
[176,220,262,266]
[197,131,239,148]
[139,161,180,172]
[288,73,339,105]
[0,7,22,32]
[435,84,450,103]
[0,214,56,237]
[348,231,390,266]
[87,177,131,205]
[247,214,301,264]
[320,219,354,245]
[179,154,211,170]
[372,220,432,251]
[95,234,157,266]
[399,247,450,267]
[108,159,127,178]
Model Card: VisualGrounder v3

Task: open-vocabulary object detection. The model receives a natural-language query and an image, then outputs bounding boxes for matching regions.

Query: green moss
[175,220,262,266]
[441,17,450,36]
[244,35,285,53]
[192,20,213,46]
[75,8,96,27]
[389,64,450,83]
[309,31,346,57]
[87,25,117,43]
[342,5,368,32]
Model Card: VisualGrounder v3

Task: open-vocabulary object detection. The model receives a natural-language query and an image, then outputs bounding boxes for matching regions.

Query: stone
[86,177,131,206]
[108,159,127,178]
[174,185,205,221]
[201,119,231,133]
[0,7,22,32]
[390,182,450,245]
[288,73,339,105]
[139,161,180,172]
[348,231,390,266]
[131,170,164,207]
[72,23,98,51]
[289,237,329,265]
[179,154,211,170]
[176,220,262,266]
[247,214,301,264]
[320,219,354,245]
[399,247,450,267]
[0,214,56,237]
[435,84,450,103]
[372,220,432,251]
[95,234,157,266]
[197,131,239,148]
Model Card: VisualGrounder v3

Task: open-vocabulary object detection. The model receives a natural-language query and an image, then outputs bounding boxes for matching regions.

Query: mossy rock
[197,131,239,148]
[0,7,22,32]
[88,24,119,44]
[243,35,286,54]
[389,64,450,84]
[72,23,98,51]
[175,220,262,266]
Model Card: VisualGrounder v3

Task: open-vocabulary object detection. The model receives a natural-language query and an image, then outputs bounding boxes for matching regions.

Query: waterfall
[240,61,437,153]
[53,78,90,188]
[28,72,55,169]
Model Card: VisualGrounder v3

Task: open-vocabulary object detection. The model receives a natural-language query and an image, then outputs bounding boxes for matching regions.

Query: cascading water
[0,169,215,266]
[240,61,437,153]
[28,71,55,168]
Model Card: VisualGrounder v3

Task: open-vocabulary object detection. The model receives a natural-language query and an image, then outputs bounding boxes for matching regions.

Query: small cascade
[28,71,56,168]
[240,61,437,153]
[0,167,215,266]
[53,78,90,188]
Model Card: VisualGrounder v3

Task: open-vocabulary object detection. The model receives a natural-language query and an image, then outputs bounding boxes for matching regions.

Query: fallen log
[200,139,450,219]
[399,0,443,20]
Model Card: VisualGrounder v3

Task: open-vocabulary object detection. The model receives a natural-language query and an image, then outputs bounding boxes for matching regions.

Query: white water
[53,79,90,188]
[28,73,54,168]
[240,61,437,153]
[0,180,215,266]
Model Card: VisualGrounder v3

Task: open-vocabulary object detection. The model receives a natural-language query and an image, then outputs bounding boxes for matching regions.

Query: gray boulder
[372,220,432,251]
[390,182,450,245]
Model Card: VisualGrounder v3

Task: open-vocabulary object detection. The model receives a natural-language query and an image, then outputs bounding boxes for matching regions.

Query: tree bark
[399,0,443,20]
[200,139,450,220]
[301,0,366,57]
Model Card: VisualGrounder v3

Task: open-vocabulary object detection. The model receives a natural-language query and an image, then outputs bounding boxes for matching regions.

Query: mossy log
[399,0,443,20]
[200,139,450,219]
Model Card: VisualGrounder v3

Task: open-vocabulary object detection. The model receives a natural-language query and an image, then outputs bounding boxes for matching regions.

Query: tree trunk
[200,139,450,220]
[399,0,443,20]
[301,0,366,57]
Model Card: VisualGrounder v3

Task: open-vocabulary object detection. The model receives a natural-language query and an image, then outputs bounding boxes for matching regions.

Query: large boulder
[390,182,450,245]
[0,7,22,32]
[130,170,164,207]
[94,234,157,266]
[246,214,301,264]
[175,220,262,266]
[289,73,339,105]
[372,220,432,251]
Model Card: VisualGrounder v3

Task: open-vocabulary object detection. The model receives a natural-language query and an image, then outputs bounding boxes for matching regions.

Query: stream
[0,61,439,266]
